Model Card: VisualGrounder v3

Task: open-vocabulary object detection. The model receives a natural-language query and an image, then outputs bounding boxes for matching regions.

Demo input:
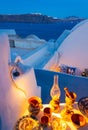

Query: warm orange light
[50,65,61,72]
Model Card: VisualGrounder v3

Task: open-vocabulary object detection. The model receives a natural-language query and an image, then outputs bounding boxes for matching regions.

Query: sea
[0,21,79,41]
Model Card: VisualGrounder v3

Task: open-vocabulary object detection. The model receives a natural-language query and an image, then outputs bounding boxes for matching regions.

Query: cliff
[0,14,85,23]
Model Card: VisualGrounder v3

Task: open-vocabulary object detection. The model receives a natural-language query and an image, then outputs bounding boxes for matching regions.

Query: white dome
[58,19,88,71]
[26,34,40,41]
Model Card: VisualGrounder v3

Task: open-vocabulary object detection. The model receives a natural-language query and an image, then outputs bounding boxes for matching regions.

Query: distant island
[0,14,86,23]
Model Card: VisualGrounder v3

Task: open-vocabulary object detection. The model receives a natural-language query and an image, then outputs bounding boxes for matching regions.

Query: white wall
[0,34,41,130]
[23,44,48,66]
[43,51,59,70]
[15,40,28,48]
[0,29,16,35]
[14,67,41,98]
[15,40,44,49]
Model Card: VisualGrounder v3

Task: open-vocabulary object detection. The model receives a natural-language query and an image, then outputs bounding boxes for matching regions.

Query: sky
[0,0,88,18]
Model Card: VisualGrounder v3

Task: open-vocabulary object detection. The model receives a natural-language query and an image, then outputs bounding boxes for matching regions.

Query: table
[20,102,88,130]
[42,103,88,130]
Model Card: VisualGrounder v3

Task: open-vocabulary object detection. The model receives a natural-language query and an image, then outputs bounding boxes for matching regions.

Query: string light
[10,63,28,99]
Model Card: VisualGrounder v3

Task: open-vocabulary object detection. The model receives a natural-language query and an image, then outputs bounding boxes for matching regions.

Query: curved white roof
[26,34,40,41]
[58,19,88,71]
[71,19,88,32]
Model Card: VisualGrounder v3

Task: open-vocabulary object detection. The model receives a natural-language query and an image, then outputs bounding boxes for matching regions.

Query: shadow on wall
[34,69,88,104]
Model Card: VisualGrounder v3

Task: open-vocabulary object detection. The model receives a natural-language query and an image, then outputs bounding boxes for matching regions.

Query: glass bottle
[50,75,61,113]
[50,75,61,99]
